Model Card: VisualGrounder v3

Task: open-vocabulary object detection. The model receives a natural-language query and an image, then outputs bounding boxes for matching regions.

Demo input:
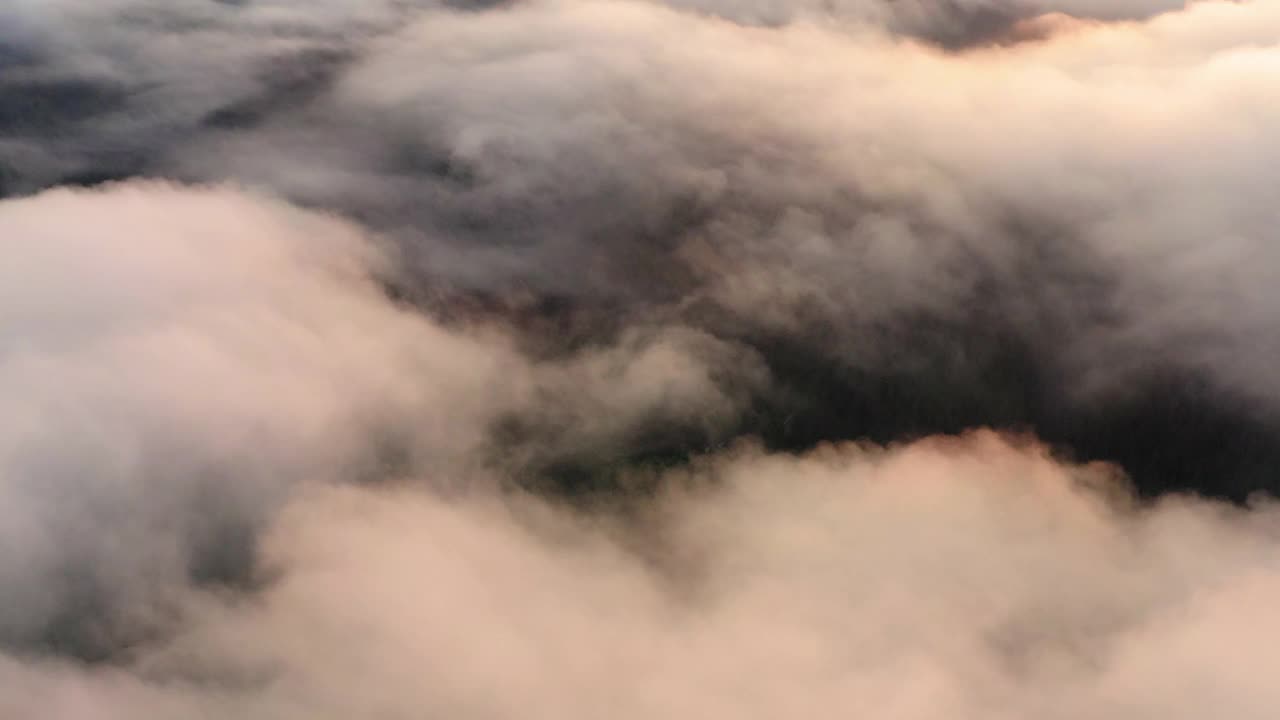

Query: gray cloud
[162,0,1279,400]
[205,0,1280,498]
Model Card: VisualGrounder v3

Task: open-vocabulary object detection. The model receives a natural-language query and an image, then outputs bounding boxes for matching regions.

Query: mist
[2,0,1279,717]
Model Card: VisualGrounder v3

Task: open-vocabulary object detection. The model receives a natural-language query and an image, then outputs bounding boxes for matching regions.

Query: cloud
[1,3,1280,716]
[0,180,518,656]
[166,0,1280,403]
[254,0,1280,497]
[655,0,1190,47]
[0,181,753,657]
[5,431,1280,718]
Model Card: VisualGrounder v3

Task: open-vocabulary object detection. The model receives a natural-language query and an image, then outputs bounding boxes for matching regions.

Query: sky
[2,1,1280,717]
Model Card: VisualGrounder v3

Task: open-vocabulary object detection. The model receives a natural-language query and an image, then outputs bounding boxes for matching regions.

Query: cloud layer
[2,0,1280,716]
[6,432,1280,719]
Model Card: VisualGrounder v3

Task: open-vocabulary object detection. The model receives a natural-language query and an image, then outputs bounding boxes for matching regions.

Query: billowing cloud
[4,432,1280,719]
[2,1,1280,716]
[0,181,753,657]
[0,180,511,656]
[209,0,1280,497]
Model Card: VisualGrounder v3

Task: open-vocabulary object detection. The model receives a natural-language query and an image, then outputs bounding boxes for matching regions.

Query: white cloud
[7,432,1280,719]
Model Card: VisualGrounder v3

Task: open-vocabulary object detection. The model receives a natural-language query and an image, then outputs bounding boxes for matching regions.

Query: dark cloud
[3,2,1278,496]
[3,1,1278,502]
